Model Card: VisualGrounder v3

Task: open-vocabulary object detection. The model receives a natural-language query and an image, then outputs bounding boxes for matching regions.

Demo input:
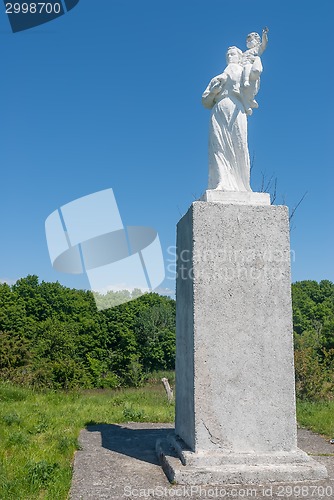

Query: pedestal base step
[156,436,328,485]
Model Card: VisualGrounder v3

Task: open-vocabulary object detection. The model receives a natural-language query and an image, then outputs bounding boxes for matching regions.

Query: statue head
[246,32,261,49]
[226,46,242,65]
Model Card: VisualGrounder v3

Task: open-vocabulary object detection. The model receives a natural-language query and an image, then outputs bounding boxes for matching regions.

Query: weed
[7,431,29,446]
[122,404,145,421]
[57,436,79,453]
[26,460,59,487]
[28,415,50,434]
[111,396,126,406]
[2,412,21,426]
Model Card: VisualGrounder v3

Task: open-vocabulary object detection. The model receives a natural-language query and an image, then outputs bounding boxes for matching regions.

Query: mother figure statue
[202,45,261,192]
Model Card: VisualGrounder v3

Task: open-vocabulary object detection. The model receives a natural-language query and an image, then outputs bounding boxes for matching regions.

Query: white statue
[202,28,268,192]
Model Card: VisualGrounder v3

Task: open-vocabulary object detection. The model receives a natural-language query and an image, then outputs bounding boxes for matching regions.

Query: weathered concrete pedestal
[157,195,327,484]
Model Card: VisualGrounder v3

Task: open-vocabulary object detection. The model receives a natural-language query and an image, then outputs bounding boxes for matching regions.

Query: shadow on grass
[85,423,174,465]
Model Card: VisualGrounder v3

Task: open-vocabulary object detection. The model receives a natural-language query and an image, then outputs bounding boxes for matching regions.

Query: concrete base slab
[156,435,328,485]
[69,424,334,498]
[200,190,270,205]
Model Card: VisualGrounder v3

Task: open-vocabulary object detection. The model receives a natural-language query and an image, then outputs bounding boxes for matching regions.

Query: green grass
[296,400,334,438]
[0,373,175,500]
[1,375,333,500]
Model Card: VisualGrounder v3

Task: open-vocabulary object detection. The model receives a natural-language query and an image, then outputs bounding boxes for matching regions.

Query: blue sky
[0,0,333,294]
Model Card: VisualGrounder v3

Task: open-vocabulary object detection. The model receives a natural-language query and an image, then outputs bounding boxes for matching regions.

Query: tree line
[0,276,333,400]
[0,275,175,389]
[292,279,334,400]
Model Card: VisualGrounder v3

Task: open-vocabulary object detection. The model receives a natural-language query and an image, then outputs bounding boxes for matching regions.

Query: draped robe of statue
[202,60,253,192]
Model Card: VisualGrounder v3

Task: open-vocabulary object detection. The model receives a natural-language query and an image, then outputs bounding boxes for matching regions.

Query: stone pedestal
[200,190,271,205]
[157,201,327,484]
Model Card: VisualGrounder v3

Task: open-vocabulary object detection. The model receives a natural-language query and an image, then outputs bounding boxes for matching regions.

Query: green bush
[26,460,59,487]
[293,280,334,401]
[2,411,21,426]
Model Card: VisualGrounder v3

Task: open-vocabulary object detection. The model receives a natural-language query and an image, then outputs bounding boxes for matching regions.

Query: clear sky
[0,0,333,295]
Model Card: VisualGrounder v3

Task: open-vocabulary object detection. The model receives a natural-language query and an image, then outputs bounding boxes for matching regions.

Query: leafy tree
[292,280,334,400]
[0,276,176,389]
[2,275,333,399]
[0,283,27,334]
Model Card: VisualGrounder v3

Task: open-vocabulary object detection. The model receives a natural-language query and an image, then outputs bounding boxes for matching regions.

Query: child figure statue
[234,27,269,115]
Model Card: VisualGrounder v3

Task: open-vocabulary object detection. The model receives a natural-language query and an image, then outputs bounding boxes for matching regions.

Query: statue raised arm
[240,27,269,114]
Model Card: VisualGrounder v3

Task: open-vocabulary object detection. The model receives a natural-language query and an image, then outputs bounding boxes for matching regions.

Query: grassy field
[296,400,334,438]
[1,374,333,500]
[0,373,174,500]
